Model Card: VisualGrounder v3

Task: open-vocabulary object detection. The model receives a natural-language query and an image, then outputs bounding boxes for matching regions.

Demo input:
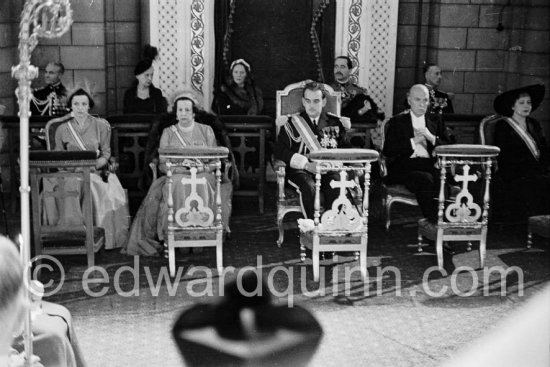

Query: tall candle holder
[11,1,72,364]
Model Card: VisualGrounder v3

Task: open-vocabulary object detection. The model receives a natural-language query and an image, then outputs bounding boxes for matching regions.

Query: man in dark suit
[274,81,350,218]
[424,63,454,115]
[383,84,454,221]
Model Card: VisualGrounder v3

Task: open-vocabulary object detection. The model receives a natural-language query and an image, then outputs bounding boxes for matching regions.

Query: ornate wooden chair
[161,147,229,277]
[416,144,500,270]
[274,80,341,247]
[299,149,379,281]
[374,119,419,231]
[30,150,104,269]
[29,115,122,268]
[478,114,501,146]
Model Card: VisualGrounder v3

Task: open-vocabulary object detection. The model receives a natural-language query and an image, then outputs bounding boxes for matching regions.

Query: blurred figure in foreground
[172,272,323,367]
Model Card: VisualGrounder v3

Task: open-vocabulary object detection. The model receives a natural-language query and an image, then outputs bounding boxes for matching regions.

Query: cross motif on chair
[417,144,500,270]
[329,170,356,202]
[234,136,256,175]
[454,165,478,194]
[175,167,214,227]
[446,164,481,223]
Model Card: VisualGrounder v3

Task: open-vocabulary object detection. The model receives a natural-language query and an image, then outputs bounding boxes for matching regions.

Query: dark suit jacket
[382,111,452,180]
[494,116,548,182]
[274,111,350,170]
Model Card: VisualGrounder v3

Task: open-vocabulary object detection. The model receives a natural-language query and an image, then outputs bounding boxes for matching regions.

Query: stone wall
[0,1,21,115]
[2,0,548,122]
[0,0,141,116]
[395,0,549,130]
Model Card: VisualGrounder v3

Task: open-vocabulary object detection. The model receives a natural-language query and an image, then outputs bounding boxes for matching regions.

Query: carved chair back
[417,144,500,270]
[300,149,379,281]
[160,146,229,276]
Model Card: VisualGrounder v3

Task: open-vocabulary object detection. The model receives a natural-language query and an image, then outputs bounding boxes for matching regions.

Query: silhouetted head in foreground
[172,271,323,367]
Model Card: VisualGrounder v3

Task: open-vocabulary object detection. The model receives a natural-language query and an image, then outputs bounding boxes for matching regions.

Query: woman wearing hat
[43,88,130,249]
[493,83,549,218]
[212,59,264,115]
[123,45,167,114]
[124,94,233,256]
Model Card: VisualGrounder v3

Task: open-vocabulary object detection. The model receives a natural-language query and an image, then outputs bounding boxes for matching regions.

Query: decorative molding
[146,0,215,111]
[190,0,206,94]
[347,0,362,85]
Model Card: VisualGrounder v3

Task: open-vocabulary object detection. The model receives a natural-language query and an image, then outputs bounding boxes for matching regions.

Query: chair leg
[417,232,424,253]
[300,242,306,262]
[217,232,223,274]
[436,238,444,270]
[168,245,176,278]
[479,228,488,269]
[385,199,392,231]
[86,245,94,270]
[479,240,486,269]
[360,249,367,281]
[313,247,320,282]
[276,215,285,247]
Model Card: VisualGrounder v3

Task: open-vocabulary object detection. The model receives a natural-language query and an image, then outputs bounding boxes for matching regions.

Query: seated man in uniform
[424,62,454,115]
[383,84,454,222]
[30,62,69,116]
[330,56,385,125]
[274,81,351,219]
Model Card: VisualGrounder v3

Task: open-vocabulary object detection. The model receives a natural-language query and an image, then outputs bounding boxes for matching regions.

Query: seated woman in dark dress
[492,84,549,219]
[124,46,168,189]
[123,45,167,114]
[212,58,264,115]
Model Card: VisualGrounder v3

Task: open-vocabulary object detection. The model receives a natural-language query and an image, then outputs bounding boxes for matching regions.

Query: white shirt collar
[410,111,426,130]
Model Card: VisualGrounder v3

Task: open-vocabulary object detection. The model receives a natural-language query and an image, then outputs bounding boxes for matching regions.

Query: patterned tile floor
[3,184,549,366]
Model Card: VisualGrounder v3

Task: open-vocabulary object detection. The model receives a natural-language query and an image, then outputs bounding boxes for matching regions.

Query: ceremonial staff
[11,1,72,364]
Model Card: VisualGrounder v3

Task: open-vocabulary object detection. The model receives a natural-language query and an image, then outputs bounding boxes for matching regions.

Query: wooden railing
[219,115,273,214]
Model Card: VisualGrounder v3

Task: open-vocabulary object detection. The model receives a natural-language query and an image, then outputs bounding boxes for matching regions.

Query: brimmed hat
[493,84,545,116]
